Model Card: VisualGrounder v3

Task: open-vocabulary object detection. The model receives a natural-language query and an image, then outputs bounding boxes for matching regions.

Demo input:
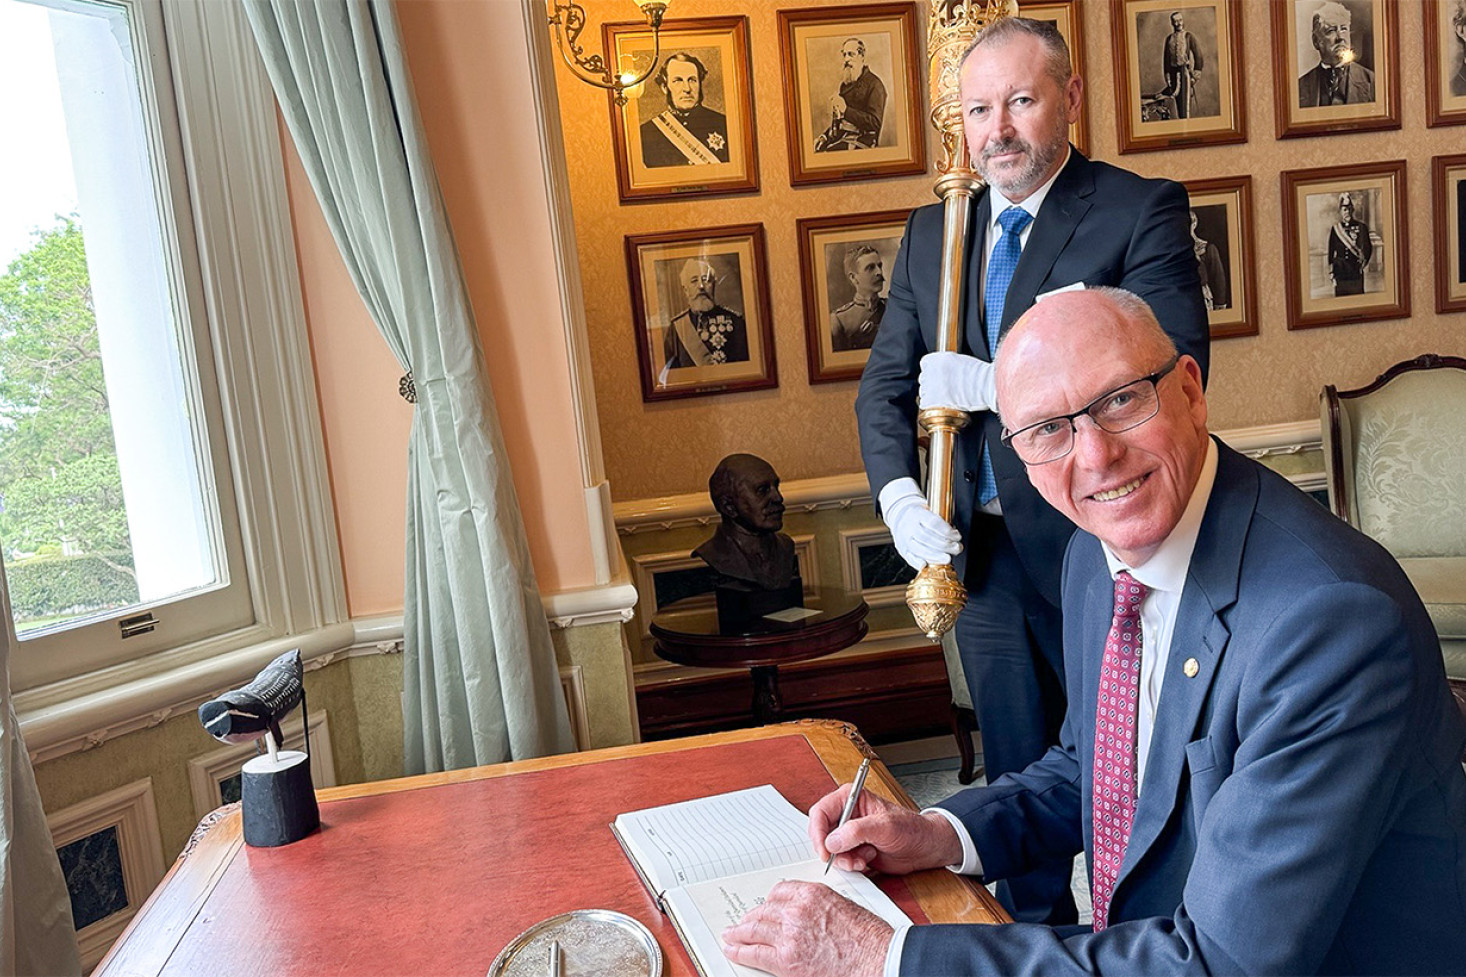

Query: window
[2,0,344,696]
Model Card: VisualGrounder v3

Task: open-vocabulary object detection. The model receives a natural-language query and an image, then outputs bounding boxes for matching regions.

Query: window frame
[8,0,345,699]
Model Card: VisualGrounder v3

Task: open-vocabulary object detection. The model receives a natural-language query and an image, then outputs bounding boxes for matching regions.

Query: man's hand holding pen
[720,778,968,977]
[810,786,963,877]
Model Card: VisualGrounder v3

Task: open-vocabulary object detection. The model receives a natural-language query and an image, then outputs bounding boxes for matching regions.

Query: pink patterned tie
[1091,570,1148,932]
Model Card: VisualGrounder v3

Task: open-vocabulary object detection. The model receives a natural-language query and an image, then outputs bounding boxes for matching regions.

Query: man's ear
[1064,75,1084,125]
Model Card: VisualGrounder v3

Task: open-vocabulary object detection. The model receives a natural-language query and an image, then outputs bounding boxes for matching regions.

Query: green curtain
[0,620,80,975]
[242,0,574,771]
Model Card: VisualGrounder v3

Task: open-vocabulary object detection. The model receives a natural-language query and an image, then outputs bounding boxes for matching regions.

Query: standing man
[815,38,887,152]
[832,245,888,351]
[1160,11,1203,119]
[853,16,1207,925]
[1452,0,1466,96]
[1297,1,1375,106]
[1190,210,1228,310]
[639,52,729,168]
[662,259,747,370]
[723,288,1466,976]
[1327,192,1372,296]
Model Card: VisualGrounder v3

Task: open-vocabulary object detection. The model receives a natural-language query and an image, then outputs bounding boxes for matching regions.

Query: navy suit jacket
[902,443,1466,974]
[854,150,1209,604]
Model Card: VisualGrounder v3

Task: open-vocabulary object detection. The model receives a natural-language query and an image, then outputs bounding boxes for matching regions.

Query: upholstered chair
[1321,354,1466,743]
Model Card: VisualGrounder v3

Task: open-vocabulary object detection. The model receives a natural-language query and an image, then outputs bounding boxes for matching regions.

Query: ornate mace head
[927,0,1019,179]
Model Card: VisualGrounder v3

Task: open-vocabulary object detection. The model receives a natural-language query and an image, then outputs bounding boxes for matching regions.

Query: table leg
[750,665,782,724]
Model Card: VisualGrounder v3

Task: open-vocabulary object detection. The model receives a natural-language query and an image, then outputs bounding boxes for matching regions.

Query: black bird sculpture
[199,649,304,749]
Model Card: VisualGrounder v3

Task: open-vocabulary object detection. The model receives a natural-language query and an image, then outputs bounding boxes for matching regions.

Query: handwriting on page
[685,861,899,929]
[630,786,810,887]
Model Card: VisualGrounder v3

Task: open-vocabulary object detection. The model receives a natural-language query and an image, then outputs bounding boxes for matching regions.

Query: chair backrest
[1321,354,1466,559]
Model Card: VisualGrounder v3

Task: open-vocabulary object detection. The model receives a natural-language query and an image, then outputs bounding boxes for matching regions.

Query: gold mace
[905,0,1018,640]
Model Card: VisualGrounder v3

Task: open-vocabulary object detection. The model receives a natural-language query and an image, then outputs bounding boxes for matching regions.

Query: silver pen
[823,757,872,875]
[549,939,560,977]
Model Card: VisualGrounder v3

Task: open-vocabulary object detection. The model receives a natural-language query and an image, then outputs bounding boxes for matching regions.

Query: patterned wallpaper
[553,0,1463,503]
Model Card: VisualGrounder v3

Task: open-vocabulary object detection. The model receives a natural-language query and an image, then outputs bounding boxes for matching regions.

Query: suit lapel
[1116,442,1255,886]
[963,190,993,358]
[1000,152,1093,334]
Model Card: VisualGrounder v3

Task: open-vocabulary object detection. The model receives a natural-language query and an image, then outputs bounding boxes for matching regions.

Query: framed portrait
[1431,153,1466,313]
[1019,0,1090,155]
[1280,160,1409,330]
[776,4,927,187]
[797,209,910,384]
[1270,0,1400,139]
[624,223,777,402]
[1111,0,1248,153]
[1425,0,1466,128]
[1183,176,1258,339]
[604,17,758,203]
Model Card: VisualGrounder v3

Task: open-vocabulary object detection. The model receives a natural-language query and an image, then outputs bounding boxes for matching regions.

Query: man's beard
[841,63,856,84]
[976,115,1067,199]
[689,292,715,312]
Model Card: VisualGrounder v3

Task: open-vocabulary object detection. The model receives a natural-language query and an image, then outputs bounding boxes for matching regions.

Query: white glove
[918,351,997,412]
[879,479,962,570]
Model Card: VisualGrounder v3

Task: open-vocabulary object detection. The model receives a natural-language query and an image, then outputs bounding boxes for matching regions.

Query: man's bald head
[994,288,1208,566]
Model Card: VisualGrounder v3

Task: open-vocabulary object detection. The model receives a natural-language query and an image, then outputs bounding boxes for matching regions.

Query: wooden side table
[650,587,868,723]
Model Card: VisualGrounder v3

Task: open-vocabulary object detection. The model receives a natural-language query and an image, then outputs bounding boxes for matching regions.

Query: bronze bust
[693,454,799,596]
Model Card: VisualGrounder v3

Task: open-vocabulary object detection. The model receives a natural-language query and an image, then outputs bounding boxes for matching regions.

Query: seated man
[722,287,1466,976]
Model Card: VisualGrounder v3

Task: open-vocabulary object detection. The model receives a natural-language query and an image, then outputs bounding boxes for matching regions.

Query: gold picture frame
[1280,160,1409,330]
[1431,153,1466,313]
[1184,176,1258,339]
[1271,0,1400,139]
[1112,0,1248,153]
[1425,0,1466,128]
[605,17,759,202]
[776,3,927,187]
[797,209,911,384]
[625,223,777,402]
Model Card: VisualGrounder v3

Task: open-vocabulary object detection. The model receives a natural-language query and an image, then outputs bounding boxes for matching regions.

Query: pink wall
[284,1,595,616]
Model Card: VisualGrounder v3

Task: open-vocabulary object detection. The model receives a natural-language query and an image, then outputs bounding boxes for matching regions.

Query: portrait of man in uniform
[1304,188,1380,299]
[829,244,888,351]
[814,37,888,152]
[1190,207,1230,311]
[1451,0,1466,96]
[661,257,749,370]
[639,51,729,169]
[1296,0,1376,107]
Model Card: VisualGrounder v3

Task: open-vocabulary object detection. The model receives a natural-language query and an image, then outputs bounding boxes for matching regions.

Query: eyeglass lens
[1010,378,1161,464]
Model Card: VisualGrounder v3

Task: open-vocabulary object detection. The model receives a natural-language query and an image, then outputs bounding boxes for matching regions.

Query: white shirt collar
[1102,437,1219,593]
[987,145,1071,232]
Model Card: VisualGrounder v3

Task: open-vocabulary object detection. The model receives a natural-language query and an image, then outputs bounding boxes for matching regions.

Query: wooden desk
[96,721,1006,976]
[651,588,869,723]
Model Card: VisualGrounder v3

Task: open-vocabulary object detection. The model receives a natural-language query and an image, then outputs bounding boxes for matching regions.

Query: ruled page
[612,785,812,895]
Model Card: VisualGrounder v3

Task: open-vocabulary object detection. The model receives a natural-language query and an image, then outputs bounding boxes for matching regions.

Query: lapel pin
[1183,657,1200,678]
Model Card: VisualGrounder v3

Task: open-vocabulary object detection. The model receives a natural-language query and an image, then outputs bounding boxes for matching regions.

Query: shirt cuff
[924,806,984,876]
[884,925,910,977]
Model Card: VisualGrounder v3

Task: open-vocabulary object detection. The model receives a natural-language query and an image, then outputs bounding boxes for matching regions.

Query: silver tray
[488,908,663,977]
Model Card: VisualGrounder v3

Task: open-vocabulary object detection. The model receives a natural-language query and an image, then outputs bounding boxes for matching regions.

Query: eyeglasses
[1000,356,1180,465]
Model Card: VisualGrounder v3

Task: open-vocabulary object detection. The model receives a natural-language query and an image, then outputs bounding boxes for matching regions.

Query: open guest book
[611,784,912,977]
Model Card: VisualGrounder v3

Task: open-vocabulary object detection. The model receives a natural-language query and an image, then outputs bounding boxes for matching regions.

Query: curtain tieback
[399,371,416,403]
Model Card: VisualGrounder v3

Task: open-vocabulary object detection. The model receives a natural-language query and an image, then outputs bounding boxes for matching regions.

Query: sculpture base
[715,577,804,630]
[241,750,320,848]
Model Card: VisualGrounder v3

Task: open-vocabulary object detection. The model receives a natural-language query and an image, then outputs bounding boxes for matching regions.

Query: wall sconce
[547,0,669,105]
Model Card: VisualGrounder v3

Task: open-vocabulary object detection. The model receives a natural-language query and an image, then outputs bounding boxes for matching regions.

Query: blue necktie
[978,206,1032,505]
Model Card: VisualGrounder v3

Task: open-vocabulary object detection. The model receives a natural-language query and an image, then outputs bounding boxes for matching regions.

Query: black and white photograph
[797,210,909,383]
[1281,161,1409,329]
[1431,153,1466,312]
[1138,6,1220,121]
[1271,0,1399,138]
[1184,175,1257,338]
[1425,0,1466,127]
[778,4,926,186]
[625,224,776,401]
[1112,0,1246,153]
[605,17,758,202]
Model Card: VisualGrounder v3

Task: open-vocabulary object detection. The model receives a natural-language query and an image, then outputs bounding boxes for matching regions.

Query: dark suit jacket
[854,150,1209,605]
[1298,61,1376,106]
[903,443,1466,974]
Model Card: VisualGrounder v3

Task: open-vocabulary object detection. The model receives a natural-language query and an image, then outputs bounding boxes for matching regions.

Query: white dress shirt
[883,439,1220,975]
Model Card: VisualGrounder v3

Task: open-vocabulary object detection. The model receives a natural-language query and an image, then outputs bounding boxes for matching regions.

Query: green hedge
[6,553,138,620]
